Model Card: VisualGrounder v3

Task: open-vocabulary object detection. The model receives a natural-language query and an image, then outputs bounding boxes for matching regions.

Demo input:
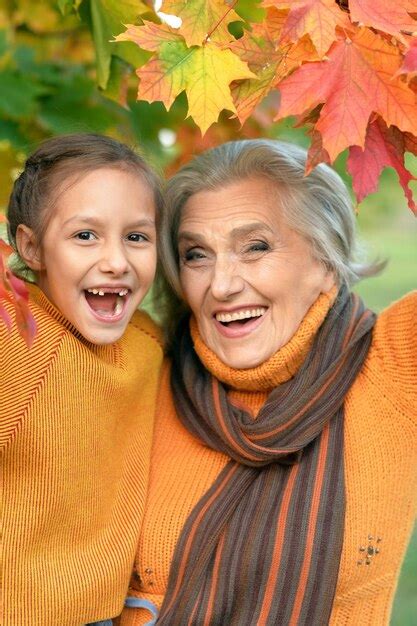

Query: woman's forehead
[179,178,285,229]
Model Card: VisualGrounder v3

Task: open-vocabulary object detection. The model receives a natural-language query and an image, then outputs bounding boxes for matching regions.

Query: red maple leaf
[276,27,417,161]
[0,236,36,347]
[397,37,417,77]
[349,0,417,44]
[347,116,417,214]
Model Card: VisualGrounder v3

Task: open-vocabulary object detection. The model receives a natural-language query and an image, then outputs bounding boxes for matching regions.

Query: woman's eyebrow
[177,231,205,244]
[230,222,274,238]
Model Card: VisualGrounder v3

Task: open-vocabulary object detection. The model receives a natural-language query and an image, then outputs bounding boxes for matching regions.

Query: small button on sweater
[119,291,417,626]
[0,284,163,625]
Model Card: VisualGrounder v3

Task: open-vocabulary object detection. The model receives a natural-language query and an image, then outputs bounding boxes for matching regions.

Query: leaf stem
[204,0,240,44]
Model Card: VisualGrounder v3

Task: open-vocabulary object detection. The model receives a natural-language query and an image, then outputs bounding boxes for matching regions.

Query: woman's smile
[213,304,269,338]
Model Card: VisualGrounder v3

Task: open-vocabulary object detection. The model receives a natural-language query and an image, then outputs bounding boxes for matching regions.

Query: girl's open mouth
[84,288,130,321]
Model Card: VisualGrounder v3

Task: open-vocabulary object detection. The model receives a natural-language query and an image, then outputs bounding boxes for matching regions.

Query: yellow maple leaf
[161,0,241,46]
[126,29,255,133]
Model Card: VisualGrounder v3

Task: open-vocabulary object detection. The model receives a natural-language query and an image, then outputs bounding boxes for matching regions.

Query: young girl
[0,134,164,626]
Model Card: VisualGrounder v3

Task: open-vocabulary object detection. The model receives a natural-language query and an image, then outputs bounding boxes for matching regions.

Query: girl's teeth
[114,298,123,315]
[86,288,129,296]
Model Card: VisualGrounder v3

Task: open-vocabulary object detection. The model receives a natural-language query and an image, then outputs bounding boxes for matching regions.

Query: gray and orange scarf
[158,288,375,625]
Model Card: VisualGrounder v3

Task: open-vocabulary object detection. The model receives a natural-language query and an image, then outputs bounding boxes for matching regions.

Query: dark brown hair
[7,133,163,276]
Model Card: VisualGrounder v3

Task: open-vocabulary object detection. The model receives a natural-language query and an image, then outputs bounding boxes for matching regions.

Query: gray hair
[161,139,382,300]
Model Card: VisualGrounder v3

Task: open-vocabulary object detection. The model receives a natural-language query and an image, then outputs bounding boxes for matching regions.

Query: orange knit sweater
[119,290,417,626]
[0,284,163,625]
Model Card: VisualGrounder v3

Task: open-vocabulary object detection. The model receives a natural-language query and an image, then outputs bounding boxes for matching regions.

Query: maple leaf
[305,128,331,174]
[276,27,417,161]
[160,0,241,46]
[349,0,417,44]
[262,5,288,41]
[115,21,184,52]
[397,37,417,77]
[119,22,255,133]
[229,23,284,124]
[263,0,351,57]
[347,117,417,214]
[404,130,417,154]
[0,237,37,347]
[229,13,319,125]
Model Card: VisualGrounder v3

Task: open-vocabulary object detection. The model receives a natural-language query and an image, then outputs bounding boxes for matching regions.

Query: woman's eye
[75,231,96,241]
[245,241,270,253]
[183,248,207,262]
[127,232,147,243]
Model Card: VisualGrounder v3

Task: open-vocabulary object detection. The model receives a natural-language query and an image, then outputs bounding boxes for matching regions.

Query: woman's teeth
[215,307,267,323]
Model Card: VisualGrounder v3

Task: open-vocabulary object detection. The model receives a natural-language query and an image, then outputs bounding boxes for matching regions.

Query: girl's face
[28,167,157,344]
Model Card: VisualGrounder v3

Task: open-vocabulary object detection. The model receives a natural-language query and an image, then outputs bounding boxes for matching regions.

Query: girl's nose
[99,242,129,276]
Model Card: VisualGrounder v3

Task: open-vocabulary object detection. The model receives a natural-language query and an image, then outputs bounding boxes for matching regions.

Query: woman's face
[178,177,335,369]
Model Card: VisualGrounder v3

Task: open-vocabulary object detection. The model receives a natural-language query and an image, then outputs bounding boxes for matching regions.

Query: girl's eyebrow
[63,215,155,228]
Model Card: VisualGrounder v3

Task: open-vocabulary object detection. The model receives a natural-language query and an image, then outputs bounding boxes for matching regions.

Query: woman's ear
[322,269,336,293]
[16,224,43,271]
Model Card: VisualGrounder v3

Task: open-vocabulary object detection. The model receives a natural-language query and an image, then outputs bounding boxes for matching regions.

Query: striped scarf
[159,289,375,625]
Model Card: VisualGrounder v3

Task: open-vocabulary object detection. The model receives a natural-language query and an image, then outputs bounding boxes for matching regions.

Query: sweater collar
[27,284,119,356]
[190,287,338,392]
[28,283,87,339]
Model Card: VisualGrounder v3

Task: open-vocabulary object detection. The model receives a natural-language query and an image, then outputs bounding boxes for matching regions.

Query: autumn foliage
[117,0,417,213]
[1,0,417,343]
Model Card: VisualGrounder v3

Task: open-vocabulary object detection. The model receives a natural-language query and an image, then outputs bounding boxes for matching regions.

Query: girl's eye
[127,232,147,243]
[75,231,96,241]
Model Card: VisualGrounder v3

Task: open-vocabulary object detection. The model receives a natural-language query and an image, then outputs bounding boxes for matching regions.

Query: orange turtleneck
[0,284,163,625]
[118,290,417,626]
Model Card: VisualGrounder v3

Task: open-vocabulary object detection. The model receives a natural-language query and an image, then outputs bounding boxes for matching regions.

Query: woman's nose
[210,256,245,300]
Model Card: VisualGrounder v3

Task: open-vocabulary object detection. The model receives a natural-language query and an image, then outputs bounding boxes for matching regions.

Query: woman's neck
[191,288,338,393]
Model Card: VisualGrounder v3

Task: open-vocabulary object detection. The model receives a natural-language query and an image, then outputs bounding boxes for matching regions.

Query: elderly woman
[119,140,417,626]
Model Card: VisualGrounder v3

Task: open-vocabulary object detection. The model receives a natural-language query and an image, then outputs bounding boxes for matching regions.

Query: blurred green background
[0,2,415,623]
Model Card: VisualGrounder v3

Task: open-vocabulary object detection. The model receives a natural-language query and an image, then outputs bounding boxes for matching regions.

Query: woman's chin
[213,345,275,370]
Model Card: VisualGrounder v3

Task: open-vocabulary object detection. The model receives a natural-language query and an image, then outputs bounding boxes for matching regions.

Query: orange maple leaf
[276,27,417,161]
[229,12,319,125]
[263,0,351,57]
[349,0,417,43]
[347,116,417,214]
[229,22,284,124]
